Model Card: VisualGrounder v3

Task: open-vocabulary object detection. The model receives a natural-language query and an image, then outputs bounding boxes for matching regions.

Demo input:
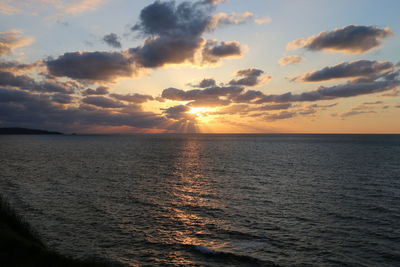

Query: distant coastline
[0,127,63,135]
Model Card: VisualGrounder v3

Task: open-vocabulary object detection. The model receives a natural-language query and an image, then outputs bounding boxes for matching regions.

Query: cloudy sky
[1,0,399,133]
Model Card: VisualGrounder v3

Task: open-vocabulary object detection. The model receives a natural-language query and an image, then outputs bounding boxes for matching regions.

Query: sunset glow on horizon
[1,0,399,133]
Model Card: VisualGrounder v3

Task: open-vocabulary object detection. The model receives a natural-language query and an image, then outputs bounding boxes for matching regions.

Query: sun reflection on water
[164,137,227,264]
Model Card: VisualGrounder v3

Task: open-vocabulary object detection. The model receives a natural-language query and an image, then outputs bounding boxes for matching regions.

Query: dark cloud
[202,40,243,64]
[161,87,188,101]
[298,109,317,115]
[229,68,270,87]
[256,72,400,103]
[162,104,195,120]
[83,86,109,96]
[37,81,77,94]
[82,96,126,108]
[308,103,338,109]
[177,66,398,107]
[158,64,398,111]
[263,81,396,102]
[0,71,35,88]
[45,0,245,81]
[255,103,292,111]
[0,87,169,132]
[298,60,394,82]
[161,85,243,101]
[231,89,264,103]
[109,93,153,103]
[236,68,263,77]
[46,51,136,81]
[129,35,203,68]
[132,1,205,36]
[341,101,385,118]
[211,102,292,116]
[378,70,399,81]
[0,60,40,72]
[0,87,34,103]
[288,25,393,54]
[103,33,122,48]
[132,0,223,35]
[51,93,75,104]
[265,111,296,121]
[363,101,384,105]
[191,78,216,88]
[129,0,241,68]
[341,110,376,118]
[0,71,75,94]
[188,97,231,107]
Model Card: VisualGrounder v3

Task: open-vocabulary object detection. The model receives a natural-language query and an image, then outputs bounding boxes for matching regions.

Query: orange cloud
[278,55,304,66]
[0,30,34,56]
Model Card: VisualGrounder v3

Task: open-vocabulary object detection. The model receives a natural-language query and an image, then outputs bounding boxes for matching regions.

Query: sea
[0,134,399,266]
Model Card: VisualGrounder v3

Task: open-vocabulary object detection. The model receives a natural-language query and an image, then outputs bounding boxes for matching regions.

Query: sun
[187,107,210,117]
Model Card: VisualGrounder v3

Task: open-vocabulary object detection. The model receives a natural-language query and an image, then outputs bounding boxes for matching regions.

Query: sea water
[1,134,399,266]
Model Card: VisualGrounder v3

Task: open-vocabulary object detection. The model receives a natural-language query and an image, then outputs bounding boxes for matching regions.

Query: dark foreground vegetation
[0,196,110,267]
[0,127,63,135]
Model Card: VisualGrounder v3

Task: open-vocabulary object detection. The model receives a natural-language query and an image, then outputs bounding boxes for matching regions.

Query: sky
[0,0,399,133]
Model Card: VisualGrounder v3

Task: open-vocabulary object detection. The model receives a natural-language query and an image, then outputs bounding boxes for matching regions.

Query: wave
[188,244,279,266]
[143,238,279,266]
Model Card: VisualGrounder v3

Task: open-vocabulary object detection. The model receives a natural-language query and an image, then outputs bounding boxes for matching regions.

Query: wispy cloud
[63,0,106,14]
[209,12,254,29]
[0,30,34,56]
[0,0,107,15]
[254,17,271,24]
[341,110,376,118]
[278,55,304,66]
[265,111,296,121]
[0,1,20,15]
